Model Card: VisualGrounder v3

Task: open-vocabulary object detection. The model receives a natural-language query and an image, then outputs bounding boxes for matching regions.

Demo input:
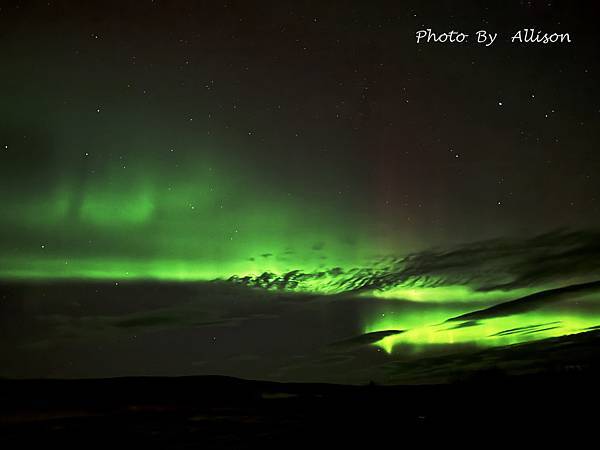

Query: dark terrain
[1,356,598,448]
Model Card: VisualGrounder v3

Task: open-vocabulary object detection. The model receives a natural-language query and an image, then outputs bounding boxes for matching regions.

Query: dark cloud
[328,330,404,349]
[447,280,600,322]
[448,320,481,330]
[489,322,562,337]
[230,229,600,296]
[114,315,181,328]
[398,230,600,292]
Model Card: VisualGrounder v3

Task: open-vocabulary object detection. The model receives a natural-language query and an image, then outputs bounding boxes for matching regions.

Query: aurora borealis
[1,0,600,384]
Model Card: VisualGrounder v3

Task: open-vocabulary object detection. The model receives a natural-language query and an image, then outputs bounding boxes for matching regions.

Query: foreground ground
[1,362,598,448]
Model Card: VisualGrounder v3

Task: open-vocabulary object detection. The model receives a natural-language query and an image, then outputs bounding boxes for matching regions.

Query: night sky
[1,1,600,382]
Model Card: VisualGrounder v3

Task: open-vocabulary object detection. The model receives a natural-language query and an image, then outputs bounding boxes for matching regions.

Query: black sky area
[0,0,599,245]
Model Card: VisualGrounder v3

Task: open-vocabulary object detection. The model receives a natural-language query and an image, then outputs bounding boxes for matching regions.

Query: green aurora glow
[0,156,388,282]
[368,310,600,352]
[364,288,600,353]
[1,130,599,357]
